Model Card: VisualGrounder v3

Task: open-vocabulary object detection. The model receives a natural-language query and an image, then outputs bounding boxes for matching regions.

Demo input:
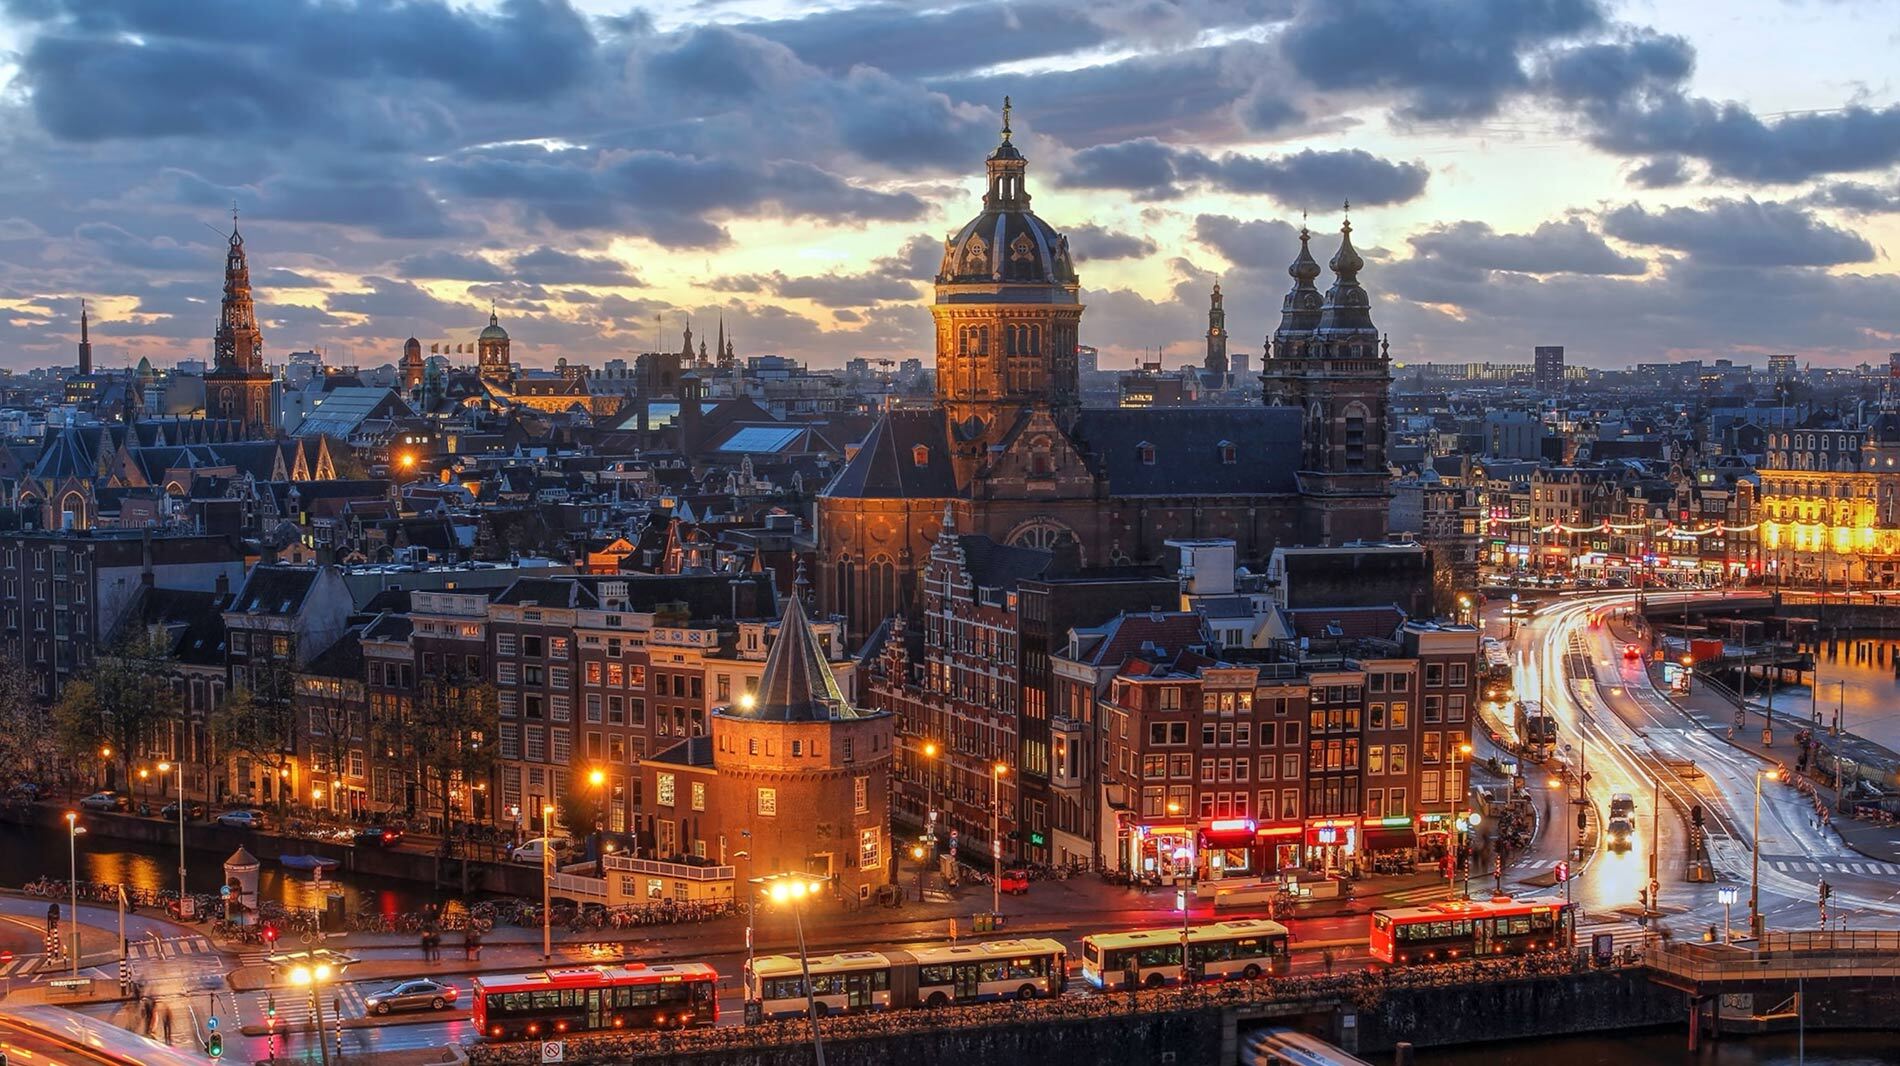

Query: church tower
[931,98,1083,469]
[205,218,275,439]
[477,309,512,384]
[78,302,92,376]
[1260,206,1391,542]
[401,337,425,392]
[1203,280,1228,386]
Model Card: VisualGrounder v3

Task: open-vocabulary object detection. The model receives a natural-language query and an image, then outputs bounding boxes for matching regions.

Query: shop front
[1257,825,1303,875]
[1197,819,1259,882]
[1302,818,1358,874]
[1126,823,1196,882]
[1360,817,1420,876]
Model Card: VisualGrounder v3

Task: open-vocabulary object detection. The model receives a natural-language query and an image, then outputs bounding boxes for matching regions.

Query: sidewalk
[1613,612,1900,866]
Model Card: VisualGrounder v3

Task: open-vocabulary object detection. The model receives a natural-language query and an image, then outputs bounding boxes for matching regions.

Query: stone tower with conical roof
[205,215,275,439]
[1259,205,1391,542]
[690,596,894,899]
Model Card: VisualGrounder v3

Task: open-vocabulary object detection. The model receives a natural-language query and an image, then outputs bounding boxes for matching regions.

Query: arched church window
[1218,440,1237,465]
[1137,441,1156,466]
[912,445,930,468]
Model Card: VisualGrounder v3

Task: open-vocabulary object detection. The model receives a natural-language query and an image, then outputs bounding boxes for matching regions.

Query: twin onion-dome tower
[819,100,1392,641]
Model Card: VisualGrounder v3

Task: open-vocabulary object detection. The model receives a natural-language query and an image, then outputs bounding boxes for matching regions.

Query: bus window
[1373,914,1391,930]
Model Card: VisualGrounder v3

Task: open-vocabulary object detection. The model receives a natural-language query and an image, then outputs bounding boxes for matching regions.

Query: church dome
[936,101,1078,301]
[479,310,508,341]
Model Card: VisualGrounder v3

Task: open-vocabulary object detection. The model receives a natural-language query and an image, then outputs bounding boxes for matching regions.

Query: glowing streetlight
[991,762,1009,916]
[290,964,335,1066]
[541,803,556,960]
[65,812,85,978]
[1751,767,1781,939]
[754,873,830,1066]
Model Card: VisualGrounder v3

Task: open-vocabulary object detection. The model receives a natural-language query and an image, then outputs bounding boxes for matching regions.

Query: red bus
[1369,896,1574,965]
[472,963,718,1040]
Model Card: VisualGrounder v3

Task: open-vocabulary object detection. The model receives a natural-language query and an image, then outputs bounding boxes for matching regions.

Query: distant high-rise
[1533,346,1565,391]
[1768,353,1798,379]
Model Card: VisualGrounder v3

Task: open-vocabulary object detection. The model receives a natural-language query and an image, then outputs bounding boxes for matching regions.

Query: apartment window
[1422,770,1441,805]
[1389,744,1408,775]
[524,726,546,762]
[1368,702,1385,729]
[586,662,602,686]
[1425,663,1445,687]
[608,736,625,764]
[585,732,602,759]
[523,636,543,657]
[1236,723,1251,746]
[1447,664,1468,687]
[1367,788,1385,818]
[1392,674,1410,692]
[549,637,569,659]
[586,694,602,723]
[1448,695,1467,722]
[1281,753,1299,779]
[1199,793,1216,819]
[499,728,519,760]
[1257,755,1276,781]
[551,695,571,722]
[854,776,868,813]
[1284,722,1300,746]
[497,663,518,685]
[1390,703,1409,729]
[525,665,545,686]
[843,737,855,762]
[757,788,777,816]
[1423,695,1442,723]
[496,634,517,655]
[1279,789,1298,821]
[1367,745,1385,775]
[1422,732,1442,764]
[1389,788,1407,817]
[859,827,880,871]
[657,773,675,807]
[691,782,706,812]
[1200,758,1215,783]
[550,728,571,764]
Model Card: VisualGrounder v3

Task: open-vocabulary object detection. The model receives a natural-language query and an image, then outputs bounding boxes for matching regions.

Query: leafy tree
[52,634,182,792]
[0,652,56,785]
[555,749,609,846]
[296,672,362,817]
[210,655,299,808]
[373,666,497,845]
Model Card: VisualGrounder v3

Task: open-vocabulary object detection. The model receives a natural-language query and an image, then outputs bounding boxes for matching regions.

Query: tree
[297,672,362,818]
[210,655,298,808]
[373,666,497,845]
[0,652,56,785]
[53,634,182,793]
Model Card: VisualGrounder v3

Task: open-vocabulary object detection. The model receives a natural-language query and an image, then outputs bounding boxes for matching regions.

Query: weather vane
[1001,95,1012,141]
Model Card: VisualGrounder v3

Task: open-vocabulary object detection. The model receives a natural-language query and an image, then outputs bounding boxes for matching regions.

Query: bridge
[1644,932,1900,1049]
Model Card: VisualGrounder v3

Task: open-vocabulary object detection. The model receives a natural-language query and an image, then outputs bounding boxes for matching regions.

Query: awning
[1362,828,1417,851]
[1199,828,1257,849]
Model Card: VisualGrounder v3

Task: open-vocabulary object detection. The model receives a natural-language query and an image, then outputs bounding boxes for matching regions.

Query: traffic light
[261,922,278,947]
[1691,804,1704,829]
[1638,888,1649,910]
[1577,810,1587,832]
[207,1032,223,1059]
[1819,880,1832,903]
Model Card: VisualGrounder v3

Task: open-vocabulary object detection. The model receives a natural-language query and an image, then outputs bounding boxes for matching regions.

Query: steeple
[715,315,725,371]
[78,300,92,376]
[1204,278,1228,381]
[1273,218,1325,350]
[740,596,857,722]
[983,95,1030,210]
[213,215,264,374]
[1316,201,1376,339]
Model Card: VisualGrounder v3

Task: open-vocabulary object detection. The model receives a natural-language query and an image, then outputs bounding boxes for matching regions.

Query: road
[1489,589,1900,946]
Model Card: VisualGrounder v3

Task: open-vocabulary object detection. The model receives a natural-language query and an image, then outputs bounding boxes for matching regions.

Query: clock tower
[204,220,275,439]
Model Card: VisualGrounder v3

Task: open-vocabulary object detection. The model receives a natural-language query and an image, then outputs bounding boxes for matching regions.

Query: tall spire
[716,315,725,370]
[984,96,1029,209]
[1316,204,1374,336]
[742,596,854,722]
[213,216,264,374]
[78,300,92,376]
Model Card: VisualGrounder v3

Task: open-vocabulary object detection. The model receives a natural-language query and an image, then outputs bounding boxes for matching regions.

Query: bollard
[1393,1042,1415,1066]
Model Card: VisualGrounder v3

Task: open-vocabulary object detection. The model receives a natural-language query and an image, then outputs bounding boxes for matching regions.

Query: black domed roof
[936,102,1078,302]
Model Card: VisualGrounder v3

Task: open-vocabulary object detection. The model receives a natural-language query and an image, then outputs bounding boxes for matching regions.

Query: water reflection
[2,830,430,915]
[1423,1027,1900,1065]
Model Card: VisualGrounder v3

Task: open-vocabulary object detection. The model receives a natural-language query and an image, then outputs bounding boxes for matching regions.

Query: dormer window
[1137,441,1156,466]
[1218,440,1237,465]
[912,445,930,467]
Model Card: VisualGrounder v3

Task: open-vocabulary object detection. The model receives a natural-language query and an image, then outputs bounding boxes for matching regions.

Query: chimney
[215,571,231,598]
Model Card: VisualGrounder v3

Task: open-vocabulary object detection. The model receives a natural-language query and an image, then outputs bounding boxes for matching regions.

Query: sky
[0,0,1897,374]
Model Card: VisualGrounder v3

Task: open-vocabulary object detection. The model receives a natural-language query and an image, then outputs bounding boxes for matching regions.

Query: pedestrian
[141,996,154,1035]
[420,931,431,962]
[161,1005,173,1044]
[1323,948,1336,975]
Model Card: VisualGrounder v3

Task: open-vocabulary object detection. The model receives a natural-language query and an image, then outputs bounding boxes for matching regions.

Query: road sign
[207,1015,219,1031]
[541,1040,566,1063]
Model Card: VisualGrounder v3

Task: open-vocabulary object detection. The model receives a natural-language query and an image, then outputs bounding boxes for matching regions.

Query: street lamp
[65,812,84,978]
[588,768,607,871]
[1719,887,1737,944]
[137,767,150,809]
[990,762,1008,916]
[921,740,939,843]
[541,803,555,960]
[910,844,927,903]
[1751,767,1781,940]
[754,873,829,1066]
[160,760,187,918]
[1461,810,1482,899]
[290,963,335,1066]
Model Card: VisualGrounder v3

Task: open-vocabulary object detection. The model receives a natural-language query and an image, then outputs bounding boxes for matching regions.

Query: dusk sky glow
[1,0,1897,372]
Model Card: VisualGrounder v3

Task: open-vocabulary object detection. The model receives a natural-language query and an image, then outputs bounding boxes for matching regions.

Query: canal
[1803,631,1900,755]
[0,829,447,916]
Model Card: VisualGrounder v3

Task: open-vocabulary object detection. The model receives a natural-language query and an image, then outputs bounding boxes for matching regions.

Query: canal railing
[1646,931,1900,992]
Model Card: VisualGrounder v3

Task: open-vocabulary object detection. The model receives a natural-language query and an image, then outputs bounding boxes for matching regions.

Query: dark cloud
[510,247,642,287]
[1061,140,1427,205]
[1407,219,1646,276]
[74,223,213,272]
[1280,0,1606,121]
[326,277,479,322]
[706,269,919,308]
[1601,198,1873,267]
[1802,181,1900,215]
[435,147,927,248]
[1536,32,1695,106]
[1626,156,1692,189]
[746,1,1106,78]
[1191,215,1303,272]
[871,235,945,281]
[256,268,327,289]
[1581,94,1900,184]
[393,251,506,282]
[1067,223,1158,261]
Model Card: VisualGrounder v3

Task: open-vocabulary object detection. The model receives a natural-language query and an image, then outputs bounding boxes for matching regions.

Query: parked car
[216,809,267,830]
[355,826,405,848]
[7,782,41,802]
[365,979,458,1014]
[79,791,129,812]
[1622,644,1643,661]
[508,837,571,865]
[160,800,207,821]
[1000,868,1030,895]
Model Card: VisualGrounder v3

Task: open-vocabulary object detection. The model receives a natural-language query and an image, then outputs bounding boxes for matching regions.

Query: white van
[508,837,571,865]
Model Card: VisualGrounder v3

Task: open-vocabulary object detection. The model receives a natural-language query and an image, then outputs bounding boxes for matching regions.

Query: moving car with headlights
[367,978,459,1014]
[1606,816,1635,852]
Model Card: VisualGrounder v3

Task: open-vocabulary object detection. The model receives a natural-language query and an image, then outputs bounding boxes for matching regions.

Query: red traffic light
[261,923,278,943]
